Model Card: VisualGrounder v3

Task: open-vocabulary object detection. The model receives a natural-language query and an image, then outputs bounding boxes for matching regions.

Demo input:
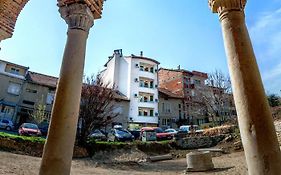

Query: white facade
[101,50,159,127]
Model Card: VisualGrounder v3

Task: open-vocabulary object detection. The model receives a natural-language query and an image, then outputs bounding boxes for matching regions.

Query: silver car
[0,118,14,131]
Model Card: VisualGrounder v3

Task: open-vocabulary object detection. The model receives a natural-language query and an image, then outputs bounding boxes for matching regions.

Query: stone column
[39,3,94,175]
[209,0,281,174]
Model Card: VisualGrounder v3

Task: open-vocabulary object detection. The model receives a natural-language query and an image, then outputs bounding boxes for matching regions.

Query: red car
[141,127,173,141]
[18,123,42,136]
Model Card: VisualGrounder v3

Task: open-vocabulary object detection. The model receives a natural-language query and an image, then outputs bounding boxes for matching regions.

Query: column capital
[209,0,247,16]
[59,3,94,32]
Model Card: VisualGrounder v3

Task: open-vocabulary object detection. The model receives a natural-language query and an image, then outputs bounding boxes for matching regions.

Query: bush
[0,132,45,143]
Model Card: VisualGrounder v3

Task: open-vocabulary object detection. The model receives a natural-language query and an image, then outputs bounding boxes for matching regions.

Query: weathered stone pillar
[39,3,94,175]
[209,0,281,174]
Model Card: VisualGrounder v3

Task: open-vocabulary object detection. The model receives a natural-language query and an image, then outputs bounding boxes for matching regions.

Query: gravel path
[0,151,247,175]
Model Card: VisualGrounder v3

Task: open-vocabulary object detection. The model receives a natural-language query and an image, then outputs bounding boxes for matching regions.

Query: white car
[164,128,178,135]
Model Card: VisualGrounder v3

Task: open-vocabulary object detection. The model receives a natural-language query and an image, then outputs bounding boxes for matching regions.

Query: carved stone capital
[59,3,94,32]
[209,0,247,18]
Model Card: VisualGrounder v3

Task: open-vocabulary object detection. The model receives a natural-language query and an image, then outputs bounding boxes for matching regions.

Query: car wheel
[6,126,11,131]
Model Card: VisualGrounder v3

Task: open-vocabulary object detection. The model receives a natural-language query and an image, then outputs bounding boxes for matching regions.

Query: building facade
[101,49,160,129]
[0,60,29,122]
[158,88,184,129]
[158,67,208,125]
[16,71,57,125]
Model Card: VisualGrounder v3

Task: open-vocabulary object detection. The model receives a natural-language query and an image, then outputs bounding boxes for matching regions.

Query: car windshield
[23,123,38,129]
[116,129,130,135]
[92,130,103,134]
[165,129,174,133]
[154,128,164,133]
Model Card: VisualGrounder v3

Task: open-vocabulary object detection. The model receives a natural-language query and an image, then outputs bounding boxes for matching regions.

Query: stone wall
[175,135,225,149]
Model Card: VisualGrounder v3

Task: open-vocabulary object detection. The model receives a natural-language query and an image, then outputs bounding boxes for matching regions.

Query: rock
[186,151,214,172]
[224,135,233,142]
[234,140,243,150]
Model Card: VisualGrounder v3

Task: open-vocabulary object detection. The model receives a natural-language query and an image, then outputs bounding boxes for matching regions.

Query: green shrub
[0,132,45,144]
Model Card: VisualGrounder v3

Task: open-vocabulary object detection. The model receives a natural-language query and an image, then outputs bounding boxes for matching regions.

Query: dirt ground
[0,150,247,175]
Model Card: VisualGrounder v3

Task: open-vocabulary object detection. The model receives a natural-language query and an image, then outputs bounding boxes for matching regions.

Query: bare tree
[192,70,235,126]
[31,95,48,124]
[78,74,120,145]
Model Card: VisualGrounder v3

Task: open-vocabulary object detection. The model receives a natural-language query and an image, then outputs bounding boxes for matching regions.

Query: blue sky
[0,0,280,95]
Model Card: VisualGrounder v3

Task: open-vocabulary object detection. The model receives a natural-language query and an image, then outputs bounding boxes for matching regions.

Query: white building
[101,49,160,129]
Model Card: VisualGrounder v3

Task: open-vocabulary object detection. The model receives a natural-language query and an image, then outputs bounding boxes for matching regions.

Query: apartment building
[0,60,29,122]
[101,49,160,129]
[158,67,208,125]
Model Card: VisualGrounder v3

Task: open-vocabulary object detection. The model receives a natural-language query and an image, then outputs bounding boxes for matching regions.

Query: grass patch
[0,132,45,144]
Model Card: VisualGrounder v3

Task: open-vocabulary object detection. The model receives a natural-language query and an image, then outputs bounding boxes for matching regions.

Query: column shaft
[39,29,88,175]
[221,11,281,174]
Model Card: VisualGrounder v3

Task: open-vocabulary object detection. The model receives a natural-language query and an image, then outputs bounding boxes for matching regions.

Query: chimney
[177,65,181,70]
[114,49,123,57]
[140,51,143,57]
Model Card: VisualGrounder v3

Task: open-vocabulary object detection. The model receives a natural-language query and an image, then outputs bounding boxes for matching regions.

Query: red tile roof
[159,88,184,99]
[26,71,58,88]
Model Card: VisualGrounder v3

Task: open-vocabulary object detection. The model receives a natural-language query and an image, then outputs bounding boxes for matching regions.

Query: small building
[16,71,57,125]
[158,88,184,129]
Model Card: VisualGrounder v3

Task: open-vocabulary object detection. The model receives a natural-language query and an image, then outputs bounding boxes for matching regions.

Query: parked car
[107,128,134,142]
[128,129,141,140]
[38,122,49,136]
[0,118,14,131]
[89,129,107,141]
[165,128,178,135]
[18,123,41,136]
[154,127,173,141]
[178,125,203,134]
[141,127,173,141]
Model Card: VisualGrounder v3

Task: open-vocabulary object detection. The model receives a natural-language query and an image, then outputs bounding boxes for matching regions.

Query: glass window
[150,81,154,88]
[150,67,154,73]
[149,95,153,102]
[7,82,21,95]
[150,110,154,116]
[10,67,20,75]
[26,88,37,93]
[46,92,55,105]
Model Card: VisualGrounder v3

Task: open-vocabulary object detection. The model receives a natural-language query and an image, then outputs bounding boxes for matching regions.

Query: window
[138,107,154,117]
[179,110,182,118]
[139,80,144,87]
[22,100,35,106]
[46,92,55,105]
[150,81,154,88]
[2,119,9,124]
[179,104,181,109]
[144,96,148,102]
[7,82,21,95]
[10,67,20,75]
[143,110,148,116]
[26,88,37,93]
[139,63,154,73]
[194,79,201,85]
[149,95,153,102]
[139,78,154,88]
[162,103,171,113]
[150,110,154,116]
